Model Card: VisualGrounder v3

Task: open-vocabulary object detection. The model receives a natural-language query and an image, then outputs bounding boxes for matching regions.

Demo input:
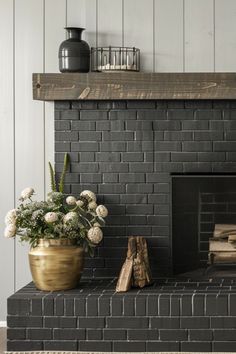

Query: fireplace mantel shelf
[33,72,236,101]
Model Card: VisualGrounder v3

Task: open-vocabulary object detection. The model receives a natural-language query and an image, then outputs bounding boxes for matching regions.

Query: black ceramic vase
[58,27,90,73]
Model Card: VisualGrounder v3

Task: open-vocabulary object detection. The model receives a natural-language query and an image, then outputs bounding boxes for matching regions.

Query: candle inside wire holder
[91,46,140,72]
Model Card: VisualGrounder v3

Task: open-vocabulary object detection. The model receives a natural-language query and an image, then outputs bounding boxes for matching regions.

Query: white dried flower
[20,187,34,200]
[4,224,16,238]
[5,209,17,225]
[63,211,78,223]
[76,200,84,207]
[93,222,100,227]
[66,196,77,205]
[96,205,108,218]
[88,201,97,210]
[80,190,96,202]
[87,226,103,245]
[44,212,58,223]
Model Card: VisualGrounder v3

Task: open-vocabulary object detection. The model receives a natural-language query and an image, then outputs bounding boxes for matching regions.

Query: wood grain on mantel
[33,72,236,101]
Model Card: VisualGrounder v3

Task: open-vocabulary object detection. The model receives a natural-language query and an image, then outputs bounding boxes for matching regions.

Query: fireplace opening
[172,175,236,275]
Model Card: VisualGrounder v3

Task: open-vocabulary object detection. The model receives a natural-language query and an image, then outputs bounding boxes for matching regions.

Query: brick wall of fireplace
[55,99,236,277]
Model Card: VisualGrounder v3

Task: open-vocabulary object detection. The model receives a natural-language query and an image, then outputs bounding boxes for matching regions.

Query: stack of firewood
[208,224,236,265]
[116,236,153,292]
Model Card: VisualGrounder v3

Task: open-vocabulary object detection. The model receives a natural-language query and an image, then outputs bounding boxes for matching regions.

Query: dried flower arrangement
[4,154,108,256]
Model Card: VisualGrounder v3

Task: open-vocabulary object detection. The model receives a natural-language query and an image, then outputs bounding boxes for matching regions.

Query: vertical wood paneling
[97,0,122,46]
[155,0,183,72]
[0,0,15,321]
[67,0,86,28]
[124,0,153,71]
[185,0,214,72]
[14,0,44,290]
[215,0,236,71]
[44,0,66,195]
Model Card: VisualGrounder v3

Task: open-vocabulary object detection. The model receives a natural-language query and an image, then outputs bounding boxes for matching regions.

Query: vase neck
[65,27,84,40]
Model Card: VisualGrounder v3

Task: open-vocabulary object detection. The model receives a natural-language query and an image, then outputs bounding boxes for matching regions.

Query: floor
[0,328,6,353]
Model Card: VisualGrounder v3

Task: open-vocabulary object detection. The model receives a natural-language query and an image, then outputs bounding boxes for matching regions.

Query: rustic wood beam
[33,72,236,101]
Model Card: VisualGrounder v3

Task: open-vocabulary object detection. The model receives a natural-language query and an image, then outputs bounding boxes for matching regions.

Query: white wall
[0,0,236,322]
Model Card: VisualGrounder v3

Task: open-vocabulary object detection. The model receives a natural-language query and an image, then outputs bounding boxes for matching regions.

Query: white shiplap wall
[0,0,236,321]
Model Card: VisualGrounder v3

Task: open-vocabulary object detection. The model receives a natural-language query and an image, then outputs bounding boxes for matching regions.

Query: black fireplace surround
[7,99,236,352]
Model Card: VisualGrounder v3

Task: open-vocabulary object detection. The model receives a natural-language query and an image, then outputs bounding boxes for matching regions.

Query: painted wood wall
[0,0,236,321]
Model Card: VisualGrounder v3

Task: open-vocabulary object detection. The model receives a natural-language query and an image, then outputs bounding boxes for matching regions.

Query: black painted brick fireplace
[55,99,236,277]
[7,99,236,352]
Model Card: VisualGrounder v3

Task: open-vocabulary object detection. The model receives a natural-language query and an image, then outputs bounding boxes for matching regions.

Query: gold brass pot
[29,238,84,291]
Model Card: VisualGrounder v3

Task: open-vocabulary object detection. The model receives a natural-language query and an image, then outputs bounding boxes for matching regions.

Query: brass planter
[29,238,84,291]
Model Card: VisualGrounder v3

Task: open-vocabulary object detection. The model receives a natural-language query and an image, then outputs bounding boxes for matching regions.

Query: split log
[116,236,152,292]
[213,224,236,239]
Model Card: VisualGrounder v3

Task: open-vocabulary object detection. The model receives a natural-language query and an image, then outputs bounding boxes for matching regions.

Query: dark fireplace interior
[172,175,236,275]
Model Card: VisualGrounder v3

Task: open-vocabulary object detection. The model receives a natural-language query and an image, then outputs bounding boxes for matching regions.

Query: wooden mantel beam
[33,72,236,101]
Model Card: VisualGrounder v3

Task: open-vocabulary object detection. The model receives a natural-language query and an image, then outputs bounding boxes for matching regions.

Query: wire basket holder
[91,46,140,72]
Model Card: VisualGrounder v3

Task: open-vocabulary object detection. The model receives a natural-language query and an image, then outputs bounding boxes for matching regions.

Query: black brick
[103,329,126,340]
[128,329,158,340]
[195,109,222,120]
[61,110,79,120]
[103,131,134,141]
[146,341,179,351]
[194,131,223,140]
[123,296,135,316]
[44,340,77,351]
[182,141,212,151]
[28,328,52,340]
[181,341,212,352]
[155,141,181,151]
[7,328,26,340]
[86,295,98,316]
[71,142,99,152]
[189,329,213,341]
[96,120,110,131]
[164,131,193,140]
[8,298,31,316]
[160,329,187,341]
[80,341,112,351]
[72,121,96,130]
[79,131,102,141]
[168,109,194,120]
[214,142,236,151]
[55,101,70,110]
[181,317,209,329]
[79,317,105,328]
[171,152,197,162]
[137,109,166,120]
[74,297,86,316]
[154,120,180,130]
[126,120,152,130]
[100,141,126,151]
[80,110,108,120]
[97,152,120,162]
[110,110,136,120]
[87,329,103,340]
[107,317,148,328]
[151,317,180,329]
[127,100,156,109]
[135,296,146,316]
[182,120,209,130]
[8,316,43,328]
[7,340,43,351]
[111,120,125,130]
[213,341,236,352]
[55,120,71,130]
[113,341,146,352]
[53,328,85,340]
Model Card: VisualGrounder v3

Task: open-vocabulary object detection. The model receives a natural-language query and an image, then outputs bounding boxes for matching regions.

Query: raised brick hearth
[7,278,236,352]
[7,99,236,352]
